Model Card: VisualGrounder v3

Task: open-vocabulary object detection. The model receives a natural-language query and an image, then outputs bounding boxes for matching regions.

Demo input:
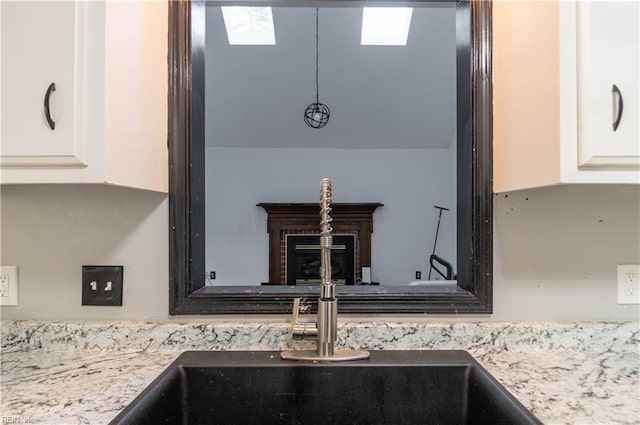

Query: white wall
[493,185,640,320]
[1,183,638,321]
[104,0,168,192]
[205,147,457,286]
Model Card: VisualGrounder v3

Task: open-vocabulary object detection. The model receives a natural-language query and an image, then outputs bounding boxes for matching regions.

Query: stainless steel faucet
[281,178,370,361]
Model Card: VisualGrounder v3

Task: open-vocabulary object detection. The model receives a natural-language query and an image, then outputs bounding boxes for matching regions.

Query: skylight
[221,7,276,45]
[361,7,413,46]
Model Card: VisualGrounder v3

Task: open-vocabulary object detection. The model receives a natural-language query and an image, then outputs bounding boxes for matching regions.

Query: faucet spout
[319,177,334,297]
[281,178,370,362]
[317,178,336,357]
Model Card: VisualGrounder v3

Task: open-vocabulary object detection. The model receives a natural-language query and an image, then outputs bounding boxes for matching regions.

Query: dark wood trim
[168,0,206,314]
[257,203,383,216]
[470,0,493,310]
[169,0,493,315]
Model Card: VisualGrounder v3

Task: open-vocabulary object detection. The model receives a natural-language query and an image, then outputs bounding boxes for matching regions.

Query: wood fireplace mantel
[257,203,383,285]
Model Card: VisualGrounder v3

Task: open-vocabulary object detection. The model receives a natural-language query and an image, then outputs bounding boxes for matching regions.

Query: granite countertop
[1,321,638,425]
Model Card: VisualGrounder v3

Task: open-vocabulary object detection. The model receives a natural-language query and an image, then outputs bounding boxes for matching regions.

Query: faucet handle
[292,297,301,323]
[290,298,318,340]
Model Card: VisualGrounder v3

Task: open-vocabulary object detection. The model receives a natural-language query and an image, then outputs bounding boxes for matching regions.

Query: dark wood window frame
[169,0,493,315]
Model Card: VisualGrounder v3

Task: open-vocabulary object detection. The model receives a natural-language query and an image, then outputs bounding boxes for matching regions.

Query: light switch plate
[82,265,124,306]
[0,266,19,306]
[617,264,640,305]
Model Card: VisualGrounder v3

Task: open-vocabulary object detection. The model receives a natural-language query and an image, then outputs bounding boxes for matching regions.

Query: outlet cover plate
[0,266,18,306]
[82,265,123,306]
[617,264,640,305]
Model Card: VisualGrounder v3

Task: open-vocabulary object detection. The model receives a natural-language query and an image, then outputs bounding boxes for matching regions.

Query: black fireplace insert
[286,234,355,285]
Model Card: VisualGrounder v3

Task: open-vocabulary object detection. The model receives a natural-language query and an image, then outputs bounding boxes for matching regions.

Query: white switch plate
[617,264,640,305]
[0,266,19,306]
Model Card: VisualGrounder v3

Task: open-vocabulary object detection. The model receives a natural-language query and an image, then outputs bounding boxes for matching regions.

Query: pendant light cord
[303,7,329,129]
[315,7,319,104]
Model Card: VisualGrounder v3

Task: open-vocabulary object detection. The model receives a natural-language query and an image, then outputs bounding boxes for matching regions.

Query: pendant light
[304,8,330,129]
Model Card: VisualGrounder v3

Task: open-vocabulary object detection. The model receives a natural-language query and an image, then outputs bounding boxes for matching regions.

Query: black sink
[110,350,541,425]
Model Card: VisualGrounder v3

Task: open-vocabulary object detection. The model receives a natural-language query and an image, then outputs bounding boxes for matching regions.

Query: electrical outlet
[0,266,19,306]
[82,265,123,306]
[415,271,422,280]
[617,265,640,305]
[0,275,8,296]
[209,271,216,280]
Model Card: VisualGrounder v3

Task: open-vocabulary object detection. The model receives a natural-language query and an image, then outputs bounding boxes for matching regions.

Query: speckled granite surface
[3,321,638,353]
[1,321,639,425]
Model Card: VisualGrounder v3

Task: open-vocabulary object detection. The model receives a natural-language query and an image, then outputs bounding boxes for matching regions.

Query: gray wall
[1,184,638,321]
[205,147,457,286]
[204,6,457,150]
[0,185,167,321]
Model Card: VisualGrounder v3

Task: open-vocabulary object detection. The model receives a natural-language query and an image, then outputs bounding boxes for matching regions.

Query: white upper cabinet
[0,1,168,192]
[577,1,639,168]
[1,1,89,167]
[494,0,639,192]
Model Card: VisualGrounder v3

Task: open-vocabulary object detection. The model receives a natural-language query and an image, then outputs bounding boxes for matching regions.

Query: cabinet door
[1,1,88,168]
[577,0,639,168]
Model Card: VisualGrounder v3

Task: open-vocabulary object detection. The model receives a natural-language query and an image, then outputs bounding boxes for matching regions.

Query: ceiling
[204,6,457,149]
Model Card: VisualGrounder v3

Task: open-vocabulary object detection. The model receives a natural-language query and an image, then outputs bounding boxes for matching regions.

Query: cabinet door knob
[44,82,56,130]
[612,84,623,132]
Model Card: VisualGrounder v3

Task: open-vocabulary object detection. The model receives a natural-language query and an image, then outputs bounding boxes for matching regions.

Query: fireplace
[258,203,383,285]
[286,234,356,285]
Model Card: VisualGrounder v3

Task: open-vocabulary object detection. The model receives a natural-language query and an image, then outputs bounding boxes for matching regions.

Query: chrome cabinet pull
[612,84,623,132]
[44,82,56,130]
